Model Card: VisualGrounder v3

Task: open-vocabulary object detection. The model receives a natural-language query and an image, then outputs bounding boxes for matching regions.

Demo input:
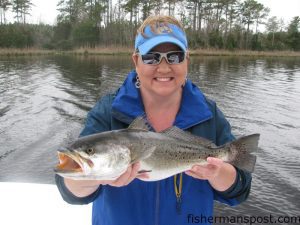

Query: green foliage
[1,0,299,51]
[53,21,72,41]
[286,16,300,50]
[31,24,54,48]
[225,33,238,50]
[250,33,262,50]
[0,24,34,47]
[12,0,33,23]
[264,32,288,50]
[186,29,206,49]
[55,39,74,50]
[72,21,99,47]
[209,31,224,49]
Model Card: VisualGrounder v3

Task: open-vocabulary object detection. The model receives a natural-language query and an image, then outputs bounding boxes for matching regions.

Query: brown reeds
[0,46,300,57]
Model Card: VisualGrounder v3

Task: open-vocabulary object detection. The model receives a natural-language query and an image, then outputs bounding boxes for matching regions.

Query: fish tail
[227,133,260,173]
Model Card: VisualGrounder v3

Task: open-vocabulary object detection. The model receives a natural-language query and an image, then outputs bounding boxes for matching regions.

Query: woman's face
[132,43,189,99]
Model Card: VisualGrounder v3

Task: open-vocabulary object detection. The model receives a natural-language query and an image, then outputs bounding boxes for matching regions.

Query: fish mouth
[55,150,94,174]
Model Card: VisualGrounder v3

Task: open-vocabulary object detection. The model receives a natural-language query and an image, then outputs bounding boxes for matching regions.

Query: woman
[56,15,252,225]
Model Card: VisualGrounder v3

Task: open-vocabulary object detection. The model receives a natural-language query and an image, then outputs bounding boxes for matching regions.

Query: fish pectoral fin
[160,126,217,148]
[130,146,156,164]
[138,169,152,174]
[128,116,151,131]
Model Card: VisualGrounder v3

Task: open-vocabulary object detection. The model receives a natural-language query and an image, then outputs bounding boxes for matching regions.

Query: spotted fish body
[55,117,260,181]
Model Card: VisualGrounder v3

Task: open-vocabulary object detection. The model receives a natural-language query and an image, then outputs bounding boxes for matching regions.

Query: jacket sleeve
[55,95,113,205]
[55,175,102,205]
[79,95,114,136]
[212,104,253,206]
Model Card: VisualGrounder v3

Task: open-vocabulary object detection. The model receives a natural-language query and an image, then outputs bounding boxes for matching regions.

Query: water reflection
[0,55,299,217]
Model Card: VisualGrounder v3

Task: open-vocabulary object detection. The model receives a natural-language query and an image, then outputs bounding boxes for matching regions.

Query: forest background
[0,0,299,52]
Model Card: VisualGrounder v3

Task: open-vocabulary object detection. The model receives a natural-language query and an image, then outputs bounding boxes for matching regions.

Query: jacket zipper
[174,173,183,215]
[154,181,160,225]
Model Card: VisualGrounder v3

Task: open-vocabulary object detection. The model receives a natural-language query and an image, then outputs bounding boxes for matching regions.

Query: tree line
[0,0,299,51]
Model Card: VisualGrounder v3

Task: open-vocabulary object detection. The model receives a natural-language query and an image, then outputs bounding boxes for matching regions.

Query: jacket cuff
[55,174,101,205]
[214,166,252,202]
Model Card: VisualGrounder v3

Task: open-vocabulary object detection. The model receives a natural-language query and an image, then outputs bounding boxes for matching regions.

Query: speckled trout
[55,117,260,181]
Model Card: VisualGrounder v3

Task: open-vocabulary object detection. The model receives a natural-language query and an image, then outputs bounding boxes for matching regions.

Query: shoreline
[1,47,300,57]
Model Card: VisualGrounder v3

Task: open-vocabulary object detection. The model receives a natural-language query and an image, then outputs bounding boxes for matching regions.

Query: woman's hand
[64,162,148,197]
[185,157,237,192]
[102,162,149,187]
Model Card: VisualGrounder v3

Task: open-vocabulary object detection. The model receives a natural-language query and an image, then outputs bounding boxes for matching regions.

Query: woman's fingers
[109,162,141,187]
[123,163,141,186]
[185,157,224,180]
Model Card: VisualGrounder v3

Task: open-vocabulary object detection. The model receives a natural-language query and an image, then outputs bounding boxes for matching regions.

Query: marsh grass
[0,48,54,56]
[1,46,300,57]
[189,49,300,57]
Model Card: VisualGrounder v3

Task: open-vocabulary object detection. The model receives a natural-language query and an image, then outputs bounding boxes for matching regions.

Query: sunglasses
[139,51,186,65]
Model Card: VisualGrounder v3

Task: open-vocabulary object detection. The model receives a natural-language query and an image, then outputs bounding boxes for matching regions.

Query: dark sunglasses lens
[141,53,161,64]
[167,52,185,64]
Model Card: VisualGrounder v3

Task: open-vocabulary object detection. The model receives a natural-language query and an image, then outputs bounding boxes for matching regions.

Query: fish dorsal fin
[128,116,151,131]
[160,126,217,148]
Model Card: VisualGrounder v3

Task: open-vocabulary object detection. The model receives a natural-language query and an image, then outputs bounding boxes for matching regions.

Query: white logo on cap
[152,23,172,34]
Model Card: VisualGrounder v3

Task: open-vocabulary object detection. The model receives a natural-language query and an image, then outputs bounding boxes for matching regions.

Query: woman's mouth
[155,77,173,82]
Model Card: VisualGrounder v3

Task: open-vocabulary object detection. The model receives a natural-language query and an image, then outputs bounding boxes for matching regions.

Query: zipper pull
[176,194,182,214]
[174,173,183,215]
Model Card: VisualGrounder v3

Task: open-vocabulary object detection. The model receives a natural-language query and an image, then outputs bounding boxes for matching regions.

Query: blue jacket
[56,70,252,225]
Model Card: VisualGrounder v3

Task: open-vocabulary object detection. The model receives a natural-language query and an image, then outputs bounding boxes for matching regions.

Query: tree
[223,0,238,35]
[253,3,269,34]
[72,20,99,47]
[21,0,33,24]
[164,0,177,16]
[0,0,11,24]
[57,0,87,24]
[266,16,279,48]
[239,0,267,49]
[121,0,140,26]
[11,0,33,24]
[12,0,23,23]
[286,16,300,50]
[140,0,153,20]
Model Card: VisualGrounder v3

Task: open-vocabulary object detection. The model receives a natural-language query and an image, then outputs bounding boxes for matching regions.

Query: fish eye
[86,147,95,155]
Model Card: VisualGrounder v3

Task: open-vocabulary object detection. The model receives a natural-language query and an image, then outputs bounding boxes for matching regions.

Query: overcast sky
[5,0,300,26]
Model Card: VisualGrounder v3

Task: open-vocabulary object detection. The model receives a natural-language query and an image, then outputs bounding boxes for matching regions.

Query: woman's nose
[157,58,171,73]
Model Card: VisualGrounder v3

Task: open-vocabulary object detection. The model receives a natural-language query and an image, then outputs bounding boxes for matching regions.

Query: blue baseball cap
[135,23,188,55]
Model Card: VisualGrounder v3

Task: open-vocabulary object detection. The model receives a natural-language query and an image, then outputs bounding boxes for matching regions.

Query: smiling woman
[1,40,299,225]
[54,15,253,225]
[133,43,189,109]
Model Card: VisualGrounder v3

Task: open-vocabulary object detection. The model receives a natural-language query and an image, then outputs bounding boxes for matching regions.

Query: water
[0,55,300,221]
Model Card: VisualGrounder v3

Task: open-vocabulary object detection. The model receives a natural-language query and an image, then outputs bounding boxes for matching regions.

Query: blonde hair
[137,15,185,37]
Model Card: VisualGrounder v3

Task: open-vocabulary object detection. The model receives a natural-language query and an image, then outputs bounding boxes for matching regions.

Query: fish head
[55,140,132,180]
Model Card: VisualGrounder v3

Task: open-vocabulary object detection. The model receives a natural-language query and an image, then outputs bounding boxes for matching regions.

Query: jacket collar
[111,70,212,129]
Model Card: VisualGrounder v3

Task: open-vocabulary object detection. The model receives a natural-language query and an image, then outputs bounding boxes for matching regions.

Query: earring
[135,76,141,89]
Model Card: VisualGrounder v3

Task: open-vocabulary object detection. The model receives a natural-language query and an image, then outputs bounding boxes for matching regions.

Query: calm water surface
[0,55,299,221]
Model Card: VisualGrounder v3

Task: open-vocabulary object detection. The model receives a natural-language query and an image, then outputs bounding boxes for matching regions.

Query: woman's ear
[132,53,138,67]
[186,50,190,63]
